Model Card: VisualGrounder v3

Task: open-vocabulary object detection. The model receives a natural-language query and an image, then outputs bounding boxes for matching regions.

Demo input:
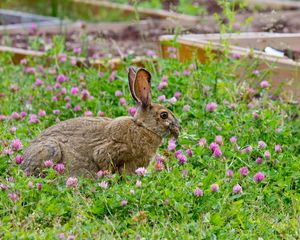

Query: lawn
[0,42,299,239]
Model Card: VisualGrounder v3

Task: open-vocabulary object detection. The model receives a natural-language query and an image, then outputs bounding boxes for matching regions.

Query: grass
[0,0,256,21]
[0,41,300,239]
[0,0,135,22]
[112,0,258,16]
[112,0,208,16]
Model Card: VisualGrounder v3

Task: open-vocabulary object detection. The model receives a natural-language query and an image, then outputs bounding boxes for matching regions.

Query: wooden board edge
[0,45,157,70]
[247,0,300,10]
[71,0,199,22]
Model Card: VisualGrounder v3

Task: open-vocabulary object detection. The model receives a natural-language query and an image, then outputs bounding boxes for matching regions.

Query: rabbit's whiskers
[132,118,163,140]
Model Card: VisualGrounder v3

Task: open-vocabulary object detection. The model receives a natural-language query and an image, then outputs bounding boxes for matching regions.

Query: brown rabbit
[23,67,180,177]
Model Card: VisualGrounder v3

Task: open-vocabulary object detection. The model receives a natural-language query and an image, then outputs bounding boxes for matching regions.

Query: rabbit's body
[23,68,180,176]
[23,116,162,176]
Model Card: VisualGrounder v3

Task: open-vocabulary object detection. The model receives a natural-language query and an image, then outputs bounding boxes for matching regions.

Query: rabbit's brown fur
[23,68,180,177]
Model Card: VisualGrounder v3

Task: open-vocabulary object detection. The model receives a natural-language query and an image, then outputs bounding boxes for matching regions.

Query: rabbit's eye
[160,112,168,119]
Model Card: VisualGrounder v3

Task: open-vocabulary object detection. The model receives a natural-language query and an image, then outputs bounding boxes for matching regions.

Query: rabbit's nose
[174,118,181,130]
[170,118,180,139]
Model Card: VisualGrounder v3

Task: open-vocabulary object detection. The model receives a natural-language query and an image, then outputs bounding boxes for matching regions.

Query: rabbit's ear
[134,68,152,107]
[128,67,139,103]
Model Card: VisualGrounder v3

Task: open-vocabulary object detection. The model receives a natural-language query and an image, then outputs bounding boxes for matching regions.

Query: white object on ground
[264,47,285,57]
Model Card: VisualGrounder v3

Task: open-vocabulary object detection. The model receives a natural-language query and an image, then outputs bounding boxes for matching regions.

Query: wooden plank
[0,45,156,70]
[177,33,300,51]
[0,9,59,23]
[160,33,300,61]
[0,21,76,35]
[0,19,185,36]
[0,9,61,33]
[71,0,199,23]
[247,0,300,10]
[159,34,300,101]
[177,37,300,68]
[0,46,44,64]
[0,21,67,34]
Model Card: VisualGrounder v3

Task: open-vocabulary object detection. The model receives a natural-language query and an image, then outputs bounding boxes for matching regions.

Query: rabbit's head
[128,67,180,139]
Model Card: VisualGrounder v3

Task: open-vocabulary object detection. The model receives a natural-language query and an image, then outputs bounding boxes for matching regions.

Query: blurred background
[0,0,300,61]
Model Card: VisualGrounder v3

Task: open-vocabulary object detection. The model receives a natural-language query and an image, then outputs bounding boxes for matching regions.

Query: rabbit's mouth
[169,120,180,139]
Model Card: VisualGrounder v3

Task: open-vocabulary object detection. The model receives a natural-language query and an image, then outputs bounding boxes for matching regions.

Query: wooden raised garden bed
[72,0,300,20]
[2,1,300,36]
[72,0,199,22]
[0,0,198,23]
[0,45,155,70]
[0,9,61,32]
[160,33,300,101]
[2,0,300,23]
[0,20,162,70]
[247,0,300,11]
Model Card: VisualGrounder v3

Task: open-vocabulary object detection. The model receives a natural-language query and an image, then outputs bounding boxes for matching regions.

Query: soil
[1,10,300,59]
[236,10,300,33]
[0,20,219,58]
[0,21,169,58]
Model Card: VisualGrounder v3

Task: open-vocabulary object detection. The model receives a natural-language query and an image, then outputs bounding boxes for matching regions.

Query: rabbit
[23,67,180,177]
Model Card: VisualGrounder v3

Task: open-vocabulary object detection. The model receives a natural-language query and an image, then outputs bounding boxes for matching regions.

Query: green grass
[112,0,253,16]
[0,0,136,22]
[0,45,299,239]
[0,0,254,20]
[112,0,208,16]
